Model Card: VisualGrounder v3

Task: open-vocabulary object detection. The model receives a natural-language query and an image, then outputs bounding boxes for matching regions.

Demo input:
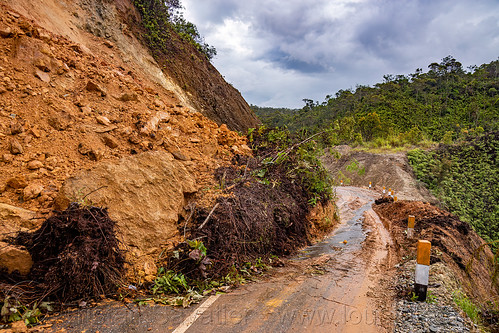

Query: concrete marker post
[382,186,386,194]
[340,180,343,186]
[407,215,415,238]
[388,188,392,197]
[415,240,431,301]
[369,181,372,190]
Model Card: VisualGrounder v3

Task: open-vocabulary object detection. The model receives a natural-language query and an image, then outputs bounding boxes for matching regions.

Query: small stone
[86,80,106,96]
[190,138,201,143]
[117,92,138,102]
[103,40,114,48]
[35,68,51,82]
[81,106,92,114]
[140,141,153,150]
[27,160,43,170]
[33,58,50,72]
[2,153,14,163]
[48,116,69,131]
[7,176,28,189]
[29,127,42,138]
[171,150,190,161]
[23,183,44,200]
[96,115,111,126]
[153,99,165,108]
[10,121,23,134]
[0,26,13,38]
[78,143,101,161]
[102,134,119,149]
[9,138,23,154]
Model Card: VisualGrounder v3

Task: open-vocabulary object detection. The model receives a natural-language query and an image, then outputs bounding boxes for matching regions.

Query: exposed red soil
[0,4,251,223]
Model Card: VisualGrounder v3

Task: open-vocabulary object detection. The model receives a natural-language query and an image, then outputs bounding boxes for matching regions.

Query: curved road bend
[173,186,393,333]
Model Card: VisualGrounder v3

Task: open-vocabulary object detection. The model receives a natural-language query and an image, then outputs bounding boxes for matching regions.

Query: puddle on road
[294,189,375,260]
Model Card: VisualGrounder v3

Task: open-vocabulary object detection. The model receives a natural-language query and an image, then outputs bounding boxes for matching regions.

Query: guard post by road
[407,215,415,238]
[415,240,431,301]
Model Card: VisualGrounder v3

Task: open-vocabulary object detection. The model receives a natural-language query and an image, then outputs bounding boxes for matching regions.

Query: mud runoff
[46,186,395,333]
[296,187,375,259]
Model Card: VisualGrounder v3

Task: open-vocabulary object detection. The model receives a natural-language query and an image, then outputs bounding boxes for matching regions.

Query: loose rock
[27,160,43,170]
[102,134,119,148]
[6,175,28,189]
[9,138,24,154]
[0,243,33,275]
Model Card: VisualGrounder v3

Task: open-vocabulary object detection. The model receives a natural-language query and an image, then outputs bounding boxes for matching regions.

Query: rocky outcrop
[55,151,196,259]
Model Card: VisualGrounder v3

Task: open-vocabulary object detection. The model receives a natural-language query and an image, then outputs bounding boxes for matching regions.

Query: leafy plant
[152,268,189,295]
[133,0,216,61]
[425,290,437,304]
[1,298,52,326]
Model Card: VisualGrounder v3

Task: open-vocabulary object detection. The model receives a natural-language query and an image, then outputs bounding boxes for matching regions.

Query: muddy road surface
[49,186,395,333]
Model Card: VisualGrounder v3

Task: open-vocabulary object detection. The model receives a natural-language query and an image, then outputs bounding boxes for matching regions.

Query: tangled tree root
[13,203,126,303]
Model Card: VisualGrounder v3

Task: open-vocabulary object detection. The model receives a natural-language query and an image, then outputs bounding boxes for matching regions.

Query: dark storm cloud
[183,0,499,107]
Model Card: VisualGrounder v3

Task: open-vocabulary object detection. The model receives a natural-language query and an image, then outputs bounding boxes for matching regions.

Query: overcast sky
[182,0,499,108]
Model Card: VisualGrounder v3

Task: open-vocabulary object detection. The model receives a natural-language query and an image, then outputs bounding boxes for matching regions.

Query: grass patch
[453,290,481,324]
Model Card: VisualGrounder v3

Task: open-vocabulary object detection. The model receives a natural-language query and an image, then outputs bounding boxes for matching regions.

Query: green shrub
[408,132,499,245]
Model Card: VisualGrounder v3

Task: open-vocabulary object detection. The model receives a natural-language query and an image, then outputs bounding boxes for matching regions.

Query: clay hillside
[0,0,258,281]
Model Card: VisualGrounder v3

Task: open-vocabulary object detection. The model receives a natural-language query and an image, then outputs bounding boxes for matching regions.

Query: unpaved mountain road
[48,186,396,333]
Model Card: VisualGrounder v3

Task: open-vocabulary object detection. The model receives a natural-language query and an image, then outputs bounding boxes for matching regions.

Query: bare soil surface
[322,146,437,203]
[42,186,396,333]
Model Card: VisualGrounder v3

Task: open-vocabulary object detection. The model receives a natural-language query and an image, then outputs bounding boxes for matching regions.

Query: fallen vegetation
[1,204,125,324]
[155,126,336,286]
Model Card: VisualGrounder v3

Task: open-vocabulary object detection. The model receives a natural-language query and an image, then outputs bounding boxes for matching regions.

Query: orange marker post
[369,181,372,190]
[415,240,431,301]
[407,215,415,238]
[382,186,386,194]
[394,196,398,202]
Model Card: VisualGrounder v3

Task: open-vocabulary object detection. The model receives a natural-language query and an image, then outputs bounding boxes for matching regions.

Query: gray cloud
[183,0,499,108]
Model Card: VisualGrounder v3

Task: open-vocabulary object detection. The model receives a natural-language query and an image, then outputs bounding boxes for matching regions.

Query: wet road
[49,186,393,333]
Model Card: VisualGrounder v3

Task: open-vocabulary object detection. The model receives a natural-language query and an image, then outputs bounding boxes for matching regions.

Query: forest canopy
[253,56,498,144]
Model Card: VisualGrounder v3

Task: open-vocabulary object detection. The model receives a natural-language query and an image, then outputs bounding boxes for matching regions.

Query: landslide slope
[0,3,253,279]
[1,0,259,132]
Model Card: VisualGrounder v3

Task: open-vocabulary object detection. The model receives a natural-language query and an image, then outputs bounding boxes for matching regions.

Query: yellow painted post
[407,215,415,238]
[415,240,431,301]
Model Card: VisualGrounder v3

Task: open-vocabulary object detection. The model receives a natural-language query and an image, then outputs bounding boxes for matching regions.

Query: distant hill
[253,56,498,143]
